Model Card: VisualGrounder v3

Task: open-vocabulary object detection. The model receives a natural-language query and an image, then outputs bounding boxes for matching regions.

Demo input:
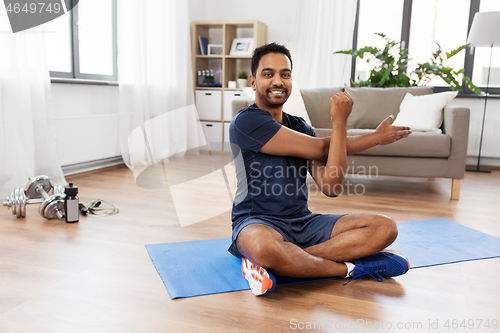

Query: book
[198,36,209,55]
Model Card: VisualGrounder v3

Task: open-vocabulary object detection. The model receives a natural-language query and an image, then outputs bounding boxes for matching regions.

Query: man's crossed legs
[234,214,410,295]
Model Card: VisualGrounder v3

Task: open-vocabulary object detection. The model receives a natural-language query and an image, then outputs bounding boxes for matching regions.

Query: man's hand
[375,115,412,145]
[330,91,354,123]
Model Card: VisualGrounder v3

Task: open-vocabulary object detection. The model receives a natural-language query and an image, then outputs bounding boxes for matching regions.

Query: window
[352,0,500,94]
[45,0,117,82]
[408,0,470,87]
[471,0,500,88]
[45,11,72,73]
[354,0,404,81]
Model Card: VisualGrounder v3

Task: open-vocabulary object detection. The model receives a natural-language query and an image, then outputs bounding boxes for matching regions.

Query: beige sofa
[232,87,470,200]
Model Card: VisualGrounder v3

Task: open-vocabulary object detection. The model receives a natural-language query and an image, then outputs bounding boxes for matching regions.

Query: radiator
[467,119,500,158]
[52,114,121,166]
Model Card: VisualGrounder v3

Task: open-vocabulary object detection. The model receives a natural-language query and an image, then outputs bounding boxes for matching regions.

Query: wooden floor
[1,154,499,333]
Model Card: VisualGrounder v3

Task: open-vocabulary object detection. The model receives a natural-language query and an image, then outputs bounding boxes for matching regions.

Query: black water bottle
[64,182,79,223]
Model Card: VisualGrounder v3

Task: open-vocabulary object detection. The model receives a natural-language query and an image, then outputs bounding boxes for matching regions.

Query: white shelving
[191,20,267,150]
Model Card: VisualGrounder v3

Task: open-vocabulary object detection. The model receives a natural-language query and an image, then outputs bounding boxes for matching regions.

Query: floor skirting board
[62,156,124,176]
[466,156,500,168]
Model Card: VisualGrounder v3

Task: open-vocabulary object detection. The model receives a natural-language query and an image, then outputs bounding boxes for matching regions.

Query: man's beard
[256,86,289,108]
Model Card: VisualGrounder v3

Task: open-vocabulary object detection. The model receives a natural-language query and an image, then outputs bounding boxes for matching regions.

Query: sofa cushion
[300,88,343,129]
[347,129,451,158]
[344,87,434,129]
[392,91,458,133]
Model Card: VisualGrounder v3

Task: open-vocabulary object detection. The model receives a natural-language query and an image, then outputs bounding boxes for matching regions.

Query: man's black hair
[251,42,293,77]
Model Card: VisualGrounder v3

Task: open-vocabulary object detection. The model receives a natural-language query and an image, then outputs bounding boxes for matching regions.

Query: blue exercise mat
[145,219,500,299]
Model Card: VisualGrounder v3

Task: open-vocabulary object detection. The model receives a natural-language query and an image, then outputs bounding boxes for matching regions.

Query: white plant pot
[237,78,248,88]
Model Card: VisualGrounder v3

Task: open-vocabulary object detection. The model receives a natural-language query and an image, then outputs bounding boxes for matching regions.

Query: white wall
[188,0,206,22]
[50,83,121,168]
[189,0,298,45]
[451,97,500,166]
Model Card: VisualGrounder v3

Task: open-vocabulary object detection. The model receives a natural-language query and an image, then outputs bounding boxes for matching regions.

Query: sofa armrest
[232,99,254,118]
[443,105,470,179]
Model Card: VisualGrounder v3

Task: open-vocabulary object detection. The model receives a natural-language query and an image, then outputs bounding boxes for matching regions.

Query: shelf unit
[191,20,267,151]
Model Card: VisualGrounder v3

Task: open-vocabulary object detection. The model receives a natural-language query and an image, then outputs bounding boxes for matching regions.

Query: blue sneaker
[241,258,276,296]
[345,249,410,285]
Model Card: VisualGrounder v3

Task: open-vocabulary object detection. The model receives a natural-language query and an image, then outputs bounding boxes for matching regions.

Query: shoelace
[343,267,388,286]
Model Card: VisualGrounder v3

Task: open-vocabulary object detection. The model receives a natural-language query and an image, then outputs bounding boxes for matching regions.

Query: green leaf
[432,44,442,60]
[463,76,482,94]
[333,50,353,55]
[446,44,468,59]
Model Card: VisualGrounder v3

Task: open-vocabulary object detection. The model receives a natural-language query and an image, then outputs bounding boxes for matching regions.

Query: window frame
[49,0,118,83]
[350,0,499,96]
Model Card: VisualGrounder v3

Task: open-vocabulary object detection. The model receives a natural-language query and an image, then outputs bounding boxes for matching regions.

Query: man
[228,42,412,296]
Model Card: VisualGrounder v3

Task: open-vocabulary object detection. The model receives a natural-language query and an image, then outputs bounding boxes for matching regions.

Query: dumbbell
[2,175,50,217]
[3,188,32,218]
[3,176,65,219]
[28,176,65,220]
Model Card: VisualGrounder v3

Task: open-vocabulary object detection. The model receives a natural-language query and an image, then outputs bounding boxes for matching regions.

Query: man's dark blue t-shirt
[229,103,317,222]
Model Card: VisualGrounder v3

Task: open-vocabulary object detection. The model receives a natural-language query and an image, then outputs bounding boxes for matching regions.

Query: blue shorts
[228,213,345,258]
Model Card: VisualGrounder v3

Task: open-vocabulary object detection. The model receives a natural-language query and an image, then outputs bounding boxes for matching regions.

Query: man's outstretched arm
[258,108,410,161]
[315,115,412,156]
[259,127,330,160]
[346,115,412,155]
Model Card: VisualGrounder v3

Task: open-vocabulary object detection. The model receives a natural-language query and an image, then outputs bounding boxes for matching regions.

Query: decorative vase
[237,78,248,88]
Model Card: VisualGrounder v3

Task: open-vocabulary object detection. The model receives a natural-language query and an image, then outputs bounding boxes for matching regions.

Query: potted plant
[237,70,248,88]
[334,33,480,94]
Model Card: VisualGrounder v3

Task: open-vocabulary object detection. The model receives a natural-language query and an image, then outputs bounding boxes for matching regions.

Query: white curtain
[290,0,357,89]
[118,0,205,186]
[0,13,65,198]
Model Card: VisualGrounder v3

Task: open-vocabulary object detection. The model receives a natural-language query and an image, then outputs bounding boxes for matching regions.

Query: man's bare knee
[247,238,286,268]
[236,224,286,267]
[375,214,398,246]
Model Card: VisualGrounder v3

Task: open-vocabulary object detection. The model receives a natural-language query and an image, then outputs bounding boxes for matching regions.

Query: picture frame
[208,44,223,55]
[229,38,254,56]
